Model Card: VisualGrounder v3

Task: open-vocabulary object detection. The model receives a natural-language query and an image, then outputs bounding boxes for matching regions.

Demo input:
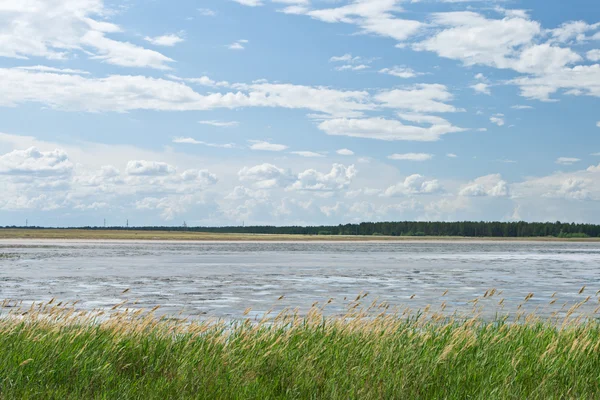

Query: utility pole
[25,219,28,228]
[126,219,129,228]
[104,218,106,228]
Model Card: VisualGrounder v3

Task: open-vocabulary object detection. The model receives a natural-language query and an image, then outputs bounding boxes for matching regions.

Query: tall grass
[1,295,600,399]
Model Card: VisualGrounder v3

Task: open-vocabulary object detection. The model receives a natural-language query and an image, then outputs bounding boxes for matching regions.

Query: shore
[1,301,600,399]
[0,228,599,242]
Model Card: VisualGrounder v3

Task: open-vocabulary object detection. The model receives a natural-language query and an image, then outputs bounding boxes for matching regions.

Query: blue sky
[0,0,599,227]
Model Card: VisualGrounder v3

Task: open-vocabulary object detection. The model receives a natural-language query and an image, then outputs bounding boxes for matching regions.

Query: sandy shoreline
[0,229,598,243]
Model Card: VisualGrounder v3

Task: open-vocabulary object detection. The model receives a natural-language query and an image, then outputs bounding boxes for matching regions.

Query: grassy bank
[2,301,600,399]
[1,228,599,241]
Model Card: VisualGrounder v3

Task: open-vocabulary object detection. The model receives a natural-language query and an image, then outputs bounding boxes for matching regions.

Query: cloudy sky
[0,0,599,227]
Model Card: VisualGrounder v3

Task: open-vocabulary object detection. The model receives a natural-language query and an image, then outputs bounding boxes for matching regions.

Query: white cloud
[198,8,217,16]
[556,157,581,165]
[459,174,509,197]
[384,174,442,196]
[388,153,433,161]
[290,151,326,157]
[0,0,174,69]
[198,120,239,127]
[172,138,235,148]
[238,163,291,188]
[249,140,289,151]
[375,84,461,113]
[126,160,176,176]
[335,64,369,71]
[550,21,600,44]
[228,39,249,50]
[81,31,174,69]
[379,66,422,78]
[415,12,583,77]
[587,50,600,62]
[135,195,194,221]
[490,115,505,126]
[330,53,371,71]
[329,54,358,63]
[511,64,600,101]
[511,105,534,110]
[319,116,465,142]
[171,76,230,88]
[471,82,491,95]
[181,169,218,185]
[414,12,541,70]
[145,33,184,47]
[0,68,374,117]
[289,164,356,191]
[304,0,423,44]
[446,153,458,158]
[233,0,264,6]
[597,121,600,128]
[514,165,600,202]
[15,66,89,75]
[0,147,73,176]
[336,148,354,156]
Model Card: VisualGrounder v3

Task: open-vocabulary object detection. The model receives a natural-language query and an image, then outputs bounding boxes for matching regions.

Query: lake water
[1,240,600,320]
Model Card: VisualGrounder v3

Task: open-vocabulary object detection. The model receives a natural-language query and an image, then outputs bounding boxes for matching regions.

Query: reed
[1,297,600,399]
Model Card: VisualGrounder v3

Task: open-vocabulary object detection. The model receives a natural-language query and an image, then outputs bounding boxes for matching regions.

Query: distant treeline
[3,221,600,238]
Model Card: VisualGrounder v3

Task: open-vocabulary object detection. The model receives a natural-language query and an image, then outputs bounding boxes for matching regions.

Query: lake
[1,240,599,320]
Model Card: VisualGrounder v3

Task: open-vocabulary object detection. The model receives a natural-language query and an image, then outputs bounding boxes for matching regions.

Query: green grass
[1,300,600,399]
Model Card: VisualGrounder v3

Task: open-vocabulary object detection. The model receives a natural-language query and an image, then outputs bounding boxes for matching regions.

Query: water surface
[1,240,599,320]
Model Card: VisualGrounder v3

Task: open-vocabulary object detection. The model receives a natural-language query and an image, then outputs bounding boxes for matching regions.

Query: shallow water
[1,240,599,320]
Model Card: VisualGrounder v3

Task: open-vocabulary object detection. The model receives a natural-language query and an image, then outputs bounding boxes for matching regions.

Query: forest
[4,221,600,238]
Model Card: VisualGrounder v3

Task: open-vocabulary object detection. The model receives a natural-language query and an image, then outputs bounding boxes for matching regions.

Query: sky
[0,0,599,227]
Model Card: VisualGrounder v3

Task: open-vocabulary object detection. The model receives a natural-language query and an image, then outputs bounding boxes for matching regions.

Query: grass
[2,297,600,399]
[1,228,599,241]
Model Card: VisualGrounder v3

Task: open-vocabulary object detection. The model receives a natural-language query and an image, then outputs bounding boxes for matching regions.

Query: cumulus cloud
[459,174,509,197]
[303,0,423,44]
[0,147,73,176]
[414,12,582,75]
[379,66,422,78]
[336,148,354,156]
[471,82,491,95]
[490,114,505,126]
[181,169,218,185]
[289,164,357,191]
[0,0,174,69]
[375,84,461,113]
[587,50,600,62]
[238,163,292,188]
[126,160,176,176]
[384,174,442,196]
